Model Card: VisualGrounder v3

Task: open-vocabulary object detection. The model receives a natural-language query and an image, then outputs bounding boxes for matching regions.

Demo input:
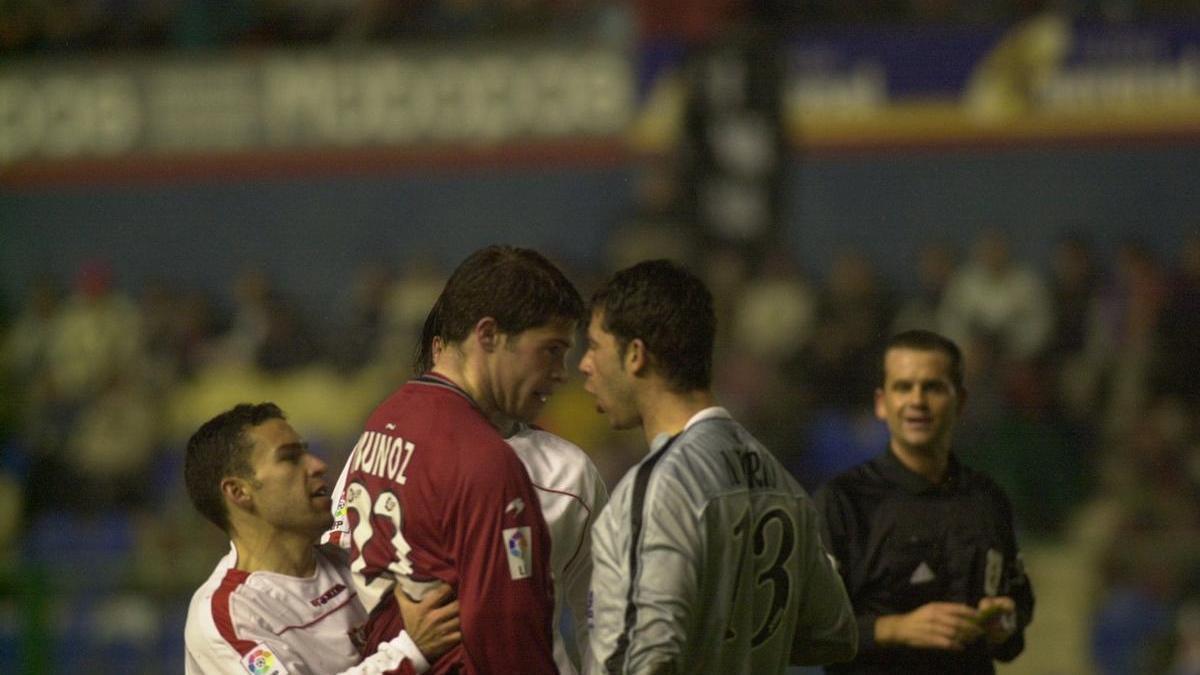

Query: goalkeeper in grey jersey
[578,260,857,675]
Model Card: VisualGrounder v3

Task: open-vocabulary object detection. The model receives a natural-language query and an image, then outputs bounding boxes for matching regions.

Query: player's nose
[308,453,328,476]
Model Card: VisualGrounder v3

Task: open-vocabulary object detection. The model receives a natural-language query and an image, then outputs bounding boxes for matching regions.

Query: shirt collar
[876,447,962,495]
[649,406,731,452]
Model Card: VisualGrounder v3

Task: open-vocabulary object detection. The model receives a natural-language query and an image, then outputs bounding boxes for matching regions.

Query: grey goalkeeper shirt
[588,407,857,675]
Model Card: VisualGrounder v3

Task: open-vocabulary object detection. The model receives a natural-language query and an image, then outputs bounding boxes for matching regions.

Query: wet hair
[413,245,583,373]
[590,259,715,392]
[185,402,285,533]
[881,330,965,395]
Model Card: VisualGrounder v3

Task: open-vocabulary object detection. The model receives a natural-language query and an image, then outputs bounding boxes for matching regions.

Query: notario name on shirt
[721,447,779,490]
[349,430,415,484]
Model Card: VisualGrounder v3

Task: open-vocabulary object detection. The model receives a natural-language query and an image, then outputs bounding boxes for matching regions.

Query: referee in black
[814,329,1034,673]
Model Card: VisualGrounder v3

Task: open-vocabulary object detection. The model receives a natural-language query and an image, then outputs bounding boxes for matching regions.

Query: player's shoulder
[955,459,1015,505]
[187,546,238,611]
[363,379,508,459]
[823,455,888,494]
[508,426,600,481]
[184,547,242,644]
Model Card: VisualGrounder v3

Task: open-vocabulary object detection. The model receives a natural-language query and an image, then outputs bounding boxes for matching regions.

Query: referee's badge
[503,526,533,580]
[984,548,1003,597]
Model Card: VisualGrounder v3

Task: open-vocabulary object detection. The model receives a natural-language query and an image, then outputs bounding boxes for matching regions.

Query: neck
[230,524,318,577]
[890,441,951,484]
[639,383,717,448]
[431,352,506,430]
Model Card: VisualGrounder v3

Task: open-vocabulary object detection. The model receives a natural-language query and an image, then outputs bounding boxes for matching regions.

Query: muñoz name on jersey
[347,431,415,484]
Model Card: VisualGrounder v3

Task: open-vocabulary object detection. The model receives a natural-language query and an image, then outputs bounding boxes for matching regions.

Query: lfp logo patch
[243,643,288,675]
[503,526,532,580]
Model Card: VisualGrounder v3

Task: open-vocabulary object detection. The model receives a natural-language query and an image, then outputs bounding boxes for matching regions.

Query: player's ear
[222,476,255,510]
[873,387,887,421]
[474,317,499,352]
[625,338,647,375]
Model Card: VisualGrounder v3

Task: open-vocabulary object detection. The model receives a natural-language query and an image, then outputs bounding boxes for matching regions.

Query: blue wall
[3,142,1198,319]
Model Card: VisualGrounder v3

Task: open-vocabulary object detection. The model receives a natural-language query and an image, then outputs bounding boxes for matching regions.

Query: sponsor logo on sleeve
[243,643,288,675]
[503,526,533,580]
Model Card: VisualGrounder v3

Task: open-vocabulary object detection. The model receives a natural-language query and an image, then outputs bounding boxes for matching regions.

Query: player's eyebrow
[275,441,308,456]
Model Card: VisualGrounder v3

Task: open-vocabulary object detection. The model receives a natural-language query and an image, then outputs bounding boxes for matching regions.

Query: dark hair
[185,402,285,533]
[413,245,584,373]
[590,259,714,392]
[881,330,965,395]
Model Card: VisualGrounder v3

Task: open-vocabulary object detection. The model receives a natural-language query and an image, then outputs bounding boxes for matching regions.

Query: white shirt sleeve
[563,465,609,670]
[338,631,430,675]
[186,626,430,675]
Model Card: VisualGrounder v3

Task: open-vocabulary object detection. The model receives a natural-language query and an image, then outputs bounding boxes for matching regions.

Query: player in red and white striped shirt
[183,403,460,675]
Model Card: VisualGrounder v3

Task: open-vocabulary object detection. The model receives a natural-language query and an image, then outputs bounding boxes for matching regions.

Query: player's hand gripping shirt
[185,544,432,675]
[588,407,857,675]
[508,425,610,674]
[325,373,557,674]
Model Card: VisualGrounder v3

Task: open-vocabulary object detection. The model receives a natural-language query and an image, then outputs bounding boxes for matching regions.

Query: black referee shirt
[814,449,1035,674]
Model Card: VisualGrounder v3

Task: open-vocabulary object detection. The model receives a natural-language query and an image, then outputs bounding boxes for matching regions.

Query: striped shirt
[184,544,429,675]
[588,407,857,675]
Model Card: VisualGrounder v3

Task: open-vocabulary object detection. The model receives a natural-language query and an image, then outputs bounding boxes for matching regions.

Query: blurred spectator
[1155,232,1200,408]
[1169,600,1200,675]
[1042,234,1104,474]
[218,267,272,367]
[938,228,1053,363]
[332,261,394,373]
[138,281,220,386]
[718,250,817,469]
[1079,240,1167,440]
[731,250,816,364]
[1089,394,1200,674]
[378,259,445,375]
[797,248,892,410]
[891,240,958,334]
[63,370,162,508]
[254,299,322,373]
[2,278,60,390]
[15,262,157,515]
[1047,233,1097,364]
[43,260,143,404]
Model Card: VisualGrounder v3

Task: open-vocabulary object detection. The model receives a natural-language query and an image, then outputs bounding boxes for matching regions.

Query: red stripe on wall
[0,139,631,189]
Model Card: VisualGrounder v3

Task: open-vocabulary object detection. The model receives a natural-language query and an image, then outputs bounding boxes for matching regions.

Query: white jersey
[323,423,608,675]
[508,425,610,675]
[588,407,857,675]
[185,544,430,675]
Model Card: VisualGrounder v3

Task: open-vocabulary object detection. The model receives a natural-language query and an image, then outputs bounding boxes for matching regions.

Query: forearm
[340,632,428,675]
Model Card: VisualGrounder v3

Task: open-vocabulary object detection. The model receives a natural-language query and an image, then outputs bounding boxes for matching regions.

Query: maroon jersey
[330,373,557,674]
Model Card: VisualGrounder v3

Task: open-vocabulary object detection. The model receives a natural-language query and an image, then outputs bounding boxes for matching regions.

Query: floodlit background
[3,1,1200,672]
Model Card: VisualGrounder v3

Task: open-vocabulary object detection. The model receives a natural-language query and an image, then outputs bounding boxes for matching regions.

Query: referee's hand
[976,596,1018,646]
[875,602,984,650]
